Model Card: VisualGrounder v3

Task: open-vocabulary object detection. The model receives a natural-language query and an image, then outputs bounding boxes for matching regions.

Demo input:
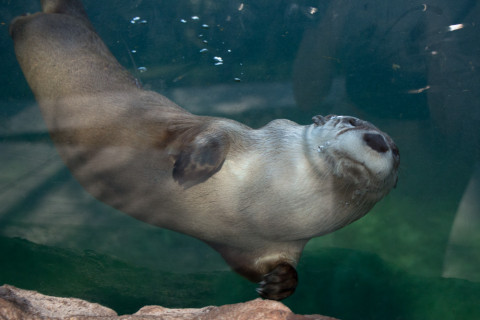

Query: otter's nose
[363,133,389,153]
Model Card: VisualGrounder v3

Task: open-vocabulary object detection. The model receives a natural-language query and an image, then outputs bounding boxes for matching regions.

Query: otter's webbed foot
[256,262,298,300]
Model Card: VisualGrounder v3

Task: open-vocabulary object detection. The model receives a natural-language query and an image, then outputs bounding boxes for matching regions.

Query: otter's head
[307,115,399,198]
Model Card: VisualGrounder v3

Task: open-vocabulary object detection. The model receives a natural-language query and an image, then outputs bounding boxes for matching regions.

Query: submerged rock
[0,285,338,320]
[0,285,116,319]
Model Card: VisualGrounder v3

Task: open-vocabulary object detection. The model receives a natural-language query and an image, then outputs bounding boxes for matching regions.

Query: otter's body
[10,0,399,300]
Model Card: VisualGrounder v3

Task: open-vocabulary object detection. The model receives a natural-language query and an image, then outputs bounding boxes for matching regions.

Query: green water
[1,0,480,319]
[1,236,479,319]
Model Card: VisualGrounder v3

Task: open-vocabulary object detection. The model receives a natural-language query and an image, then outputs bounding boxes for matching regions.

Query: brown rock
[134,299,294,319]
[0,298,41,320]
[0,285,338,320]
[0,284,117,319]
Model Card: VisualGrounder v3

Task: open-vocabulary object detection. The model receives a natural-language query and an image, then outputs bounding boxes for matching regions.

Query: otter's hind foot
[256,262,298,300]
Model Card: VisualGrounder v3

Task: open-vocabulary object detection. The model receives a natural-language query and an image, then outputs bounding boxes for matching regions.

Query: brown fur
[10,0,399,300]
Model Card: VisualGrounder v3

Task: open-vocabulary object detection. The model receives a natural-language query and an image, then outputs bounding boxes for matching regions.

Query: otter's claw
[256,262,298,300]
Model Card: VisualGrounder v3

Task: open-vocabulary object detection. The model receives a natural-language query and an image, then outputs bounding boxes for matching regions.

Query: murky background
[1,0,479,319]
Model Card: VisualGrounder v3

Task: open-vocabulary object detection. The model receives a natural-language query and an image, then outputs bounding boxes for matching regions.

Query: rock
[133,299,335,320]
[0,284,338,320]
[0,285,117,319]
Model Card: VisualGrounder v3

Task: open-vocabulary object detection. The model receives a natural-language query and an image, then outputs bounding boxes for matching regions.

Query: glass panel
[1,0,479,318]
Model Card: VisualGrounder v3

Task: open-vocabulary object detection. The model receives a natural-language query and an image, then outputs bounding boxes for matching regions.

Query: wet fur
[10,0,399,298]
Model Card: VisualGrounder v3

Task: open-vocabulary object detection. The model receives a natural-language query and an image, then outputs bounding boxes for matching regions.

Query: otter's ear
[172,132,230,186]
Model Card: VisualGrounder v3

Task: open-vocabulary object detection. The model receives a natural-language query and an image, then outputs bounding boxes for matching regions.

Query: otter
[10,0,399,300]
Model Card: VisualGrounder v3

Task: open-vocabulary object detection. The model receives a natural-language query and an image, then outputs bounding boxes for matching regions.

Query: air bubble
[448,23,464,32]
[137,66,147,73]
[191,16,200,21]
[308,6,318,15]
[199,48,208,53]
[131,17,147,24]
[201,24,210,29]
[317,141,332,153]
[234,78,241,82]
[180,19,187,23]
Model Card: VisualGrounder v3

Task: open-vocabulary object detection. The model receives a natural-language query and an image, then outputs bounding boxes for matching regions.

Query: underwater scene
[1,0,479,319]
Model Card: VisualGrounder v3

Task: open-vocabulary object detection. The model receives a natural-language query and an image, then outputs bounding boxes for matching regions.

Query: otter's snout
[363,133,389,153]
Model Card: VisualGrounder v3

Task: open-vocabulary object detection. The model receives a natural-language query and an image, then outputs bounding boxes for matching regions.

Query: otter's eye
[340,117,359,127]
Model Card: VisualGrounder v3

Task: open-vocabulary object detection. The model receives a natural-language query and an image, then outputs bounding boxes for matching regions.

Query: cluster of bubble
[130,16,147,24]
[179,15,243,82]
[128,16,149,73]
[317,141,331,153]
